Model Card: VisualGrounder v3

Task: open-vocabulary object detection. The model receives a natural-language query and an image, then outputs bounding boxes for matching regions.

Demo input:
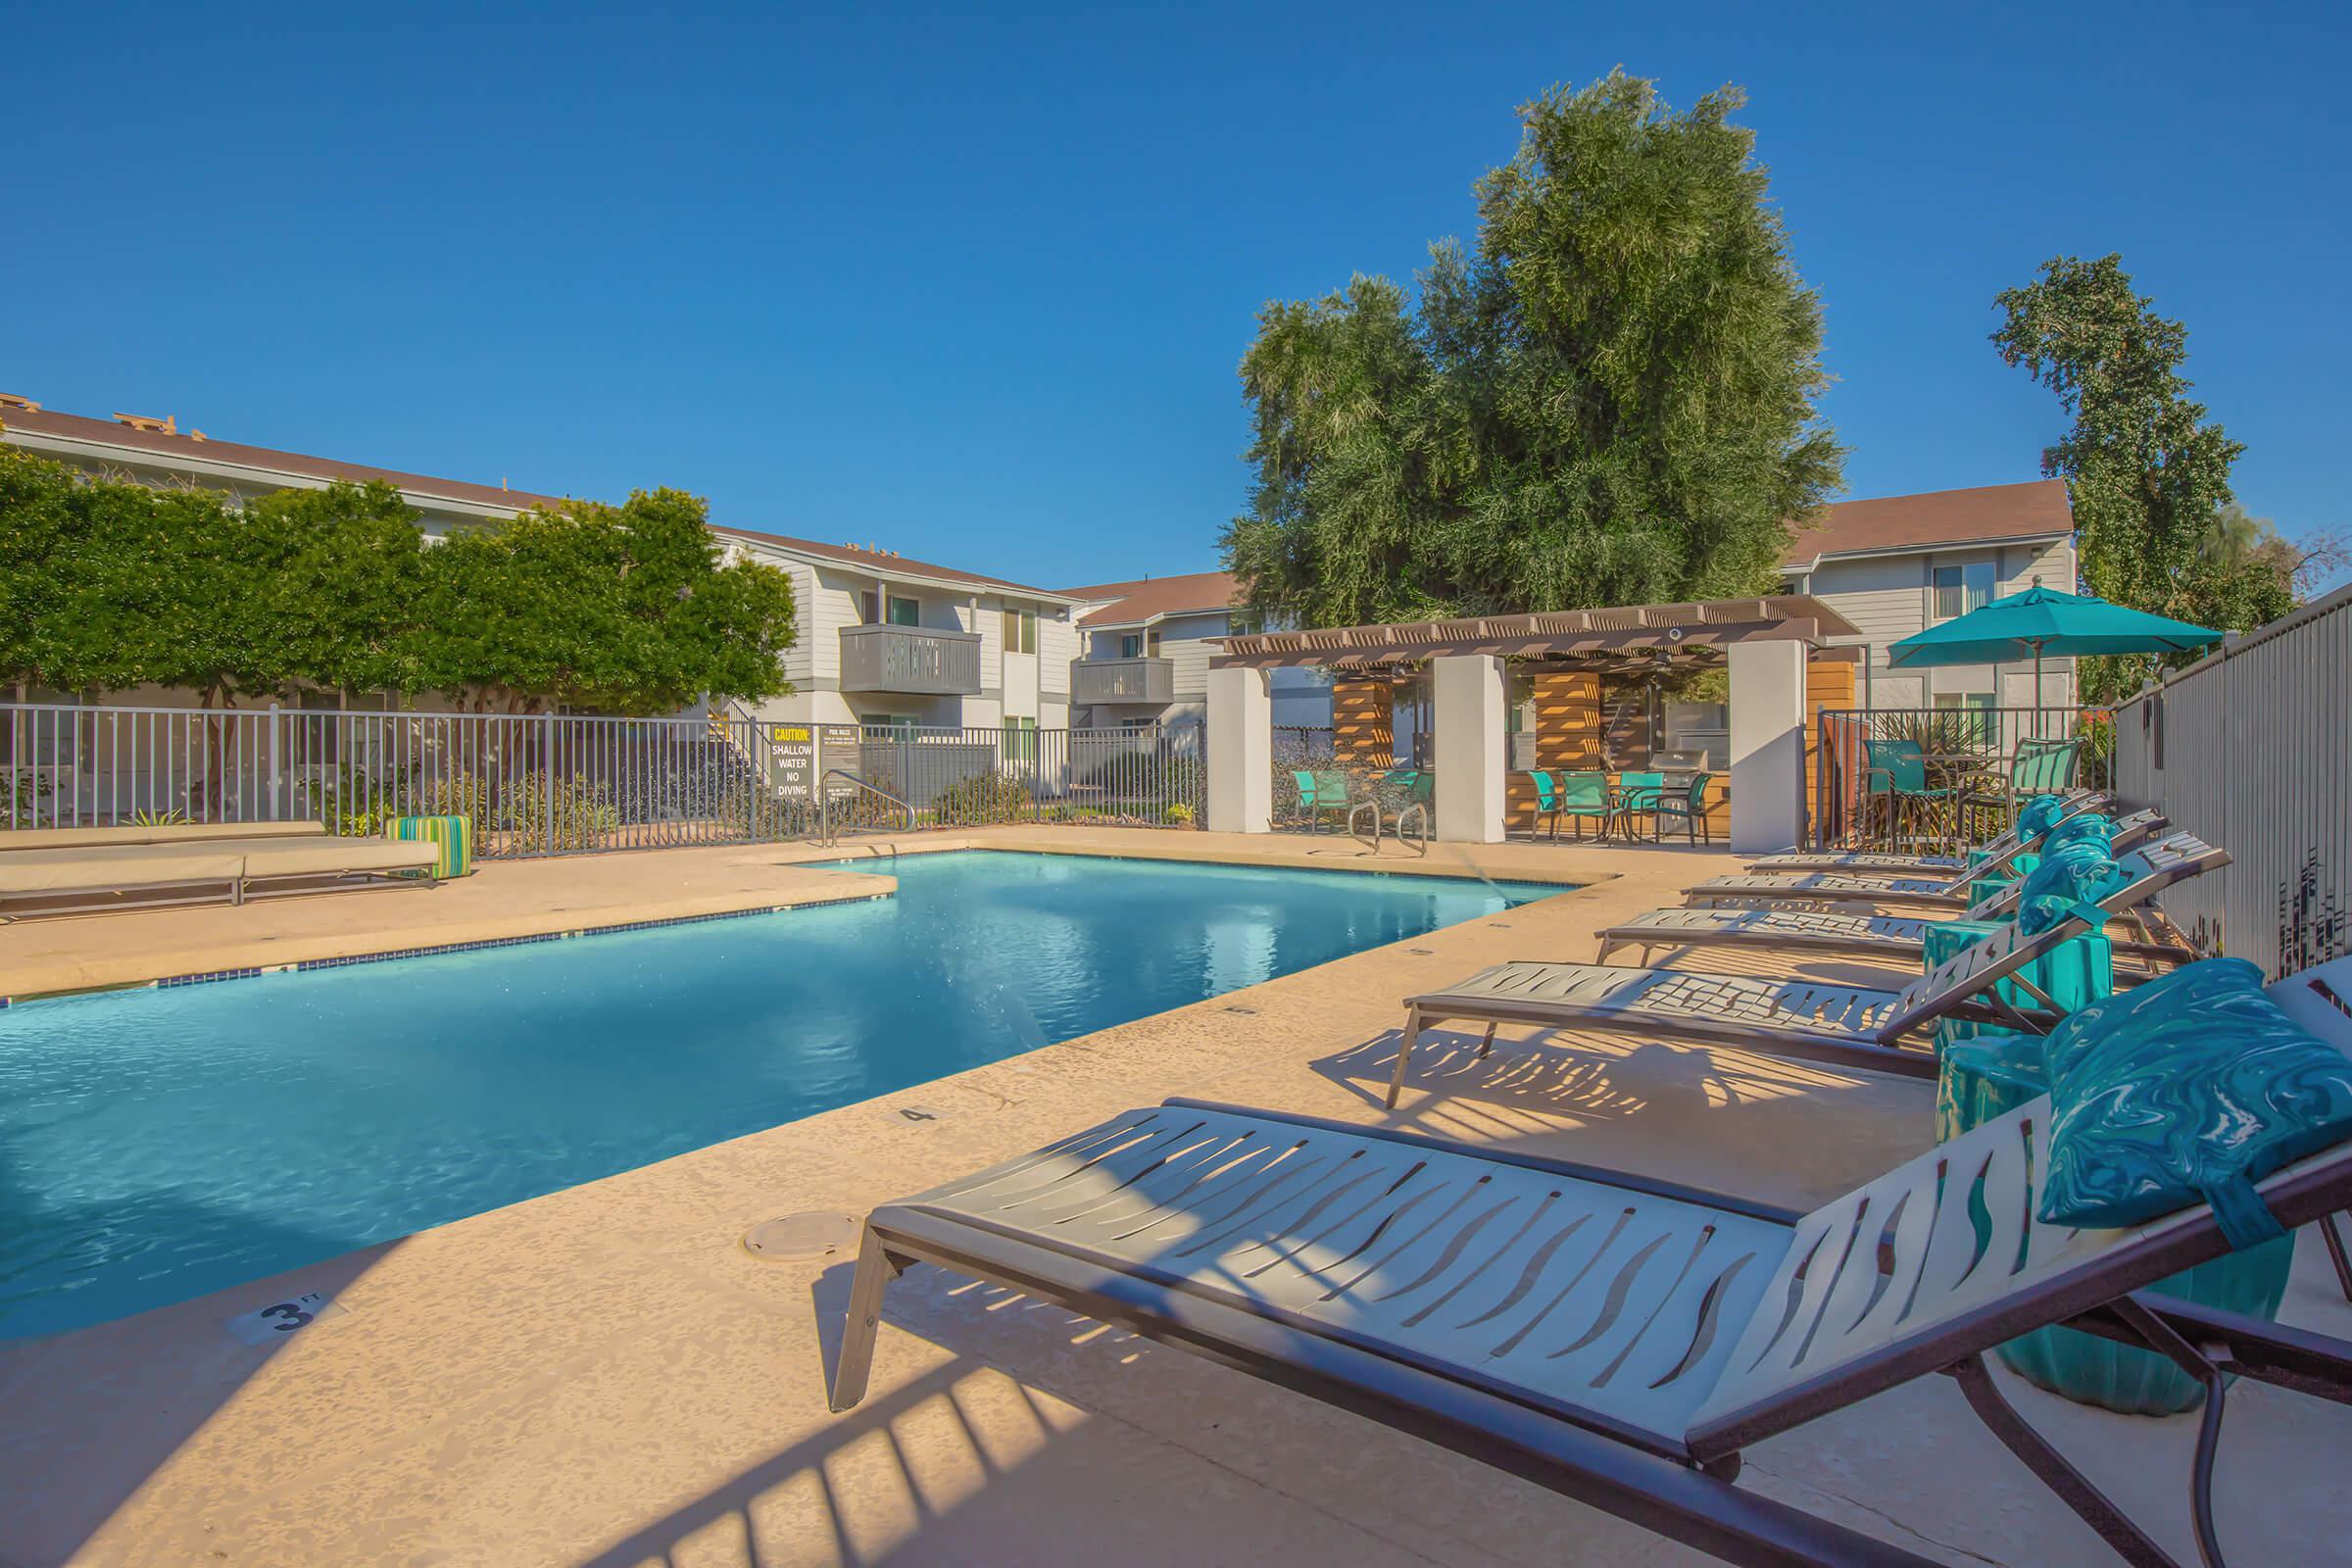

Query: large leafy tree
[1225,71,1841,625]
[1991,254,2292,698]
[0,443,795,714]
[410,488,797,714]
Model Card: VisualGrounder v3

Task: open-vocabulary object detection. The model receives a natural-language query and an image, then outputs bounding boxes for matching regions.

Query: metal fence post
[542,710,556,854]
[267,703,281,821]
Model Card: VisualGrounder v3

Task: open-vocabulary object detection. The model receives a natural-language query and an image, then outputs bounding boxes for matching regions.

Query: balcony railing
[839,625,982,695]
[1071,656,1174,706]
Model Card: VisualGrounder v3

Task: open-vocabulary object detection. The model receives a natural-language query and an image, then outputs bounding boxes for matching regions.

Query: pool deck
[2,829,2347,1566]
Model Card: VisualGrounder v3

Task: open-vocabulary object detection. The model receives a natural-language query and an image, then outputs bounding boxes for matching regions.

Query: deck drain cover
[1407,947,1435,955]
[744,1210,859,1263]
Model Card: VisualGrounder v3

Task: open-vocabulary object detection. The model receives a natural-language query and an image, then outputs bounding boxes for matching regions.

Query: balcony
[1071,656,1175,707]
[839,624,982,695]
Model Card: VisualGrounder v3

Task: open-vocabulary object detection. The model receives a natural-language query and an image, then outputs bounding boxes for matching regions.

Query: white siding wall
[1806,539,2077,711]
[1038,608,1078,700]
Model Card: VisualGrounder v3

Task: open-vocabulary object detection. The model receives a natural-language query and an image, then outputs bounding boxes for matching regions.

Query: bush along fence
[1,703,1203,857]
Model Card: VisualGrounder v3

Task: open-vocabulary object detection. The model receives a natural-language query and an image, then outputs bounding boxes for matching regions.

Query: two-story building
[1060,570,1330,731]
[712,529,1081,734]
[0,398,1084,735]
[1783,479,2079,713]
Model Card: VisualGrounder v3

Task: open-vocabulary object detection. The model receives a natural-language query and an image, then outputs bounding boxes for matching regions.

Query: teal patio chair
[1864,739,1953,849]
[1526,770,1563,841]
[1614,770,1665,840]
[1290,769,1351,833]
[1651,771,1715,845]
[1555,770,1613,841]
[1962,737,2083,842]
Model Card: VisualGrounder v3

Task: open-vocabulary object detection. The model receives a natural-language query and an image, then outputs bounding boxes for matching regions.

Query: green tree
[249,481,430,699]
[1225,71,1841,626]
[409,489,795,713]
[1991,254,2281,697]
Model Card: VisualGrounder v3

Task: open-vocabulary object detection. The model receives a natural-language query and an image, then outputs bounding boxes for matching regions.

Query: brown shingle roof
[1060,570,1241,627]
[713,526,1070,599]
[0,403,573,513]
[1785,480,2073,568]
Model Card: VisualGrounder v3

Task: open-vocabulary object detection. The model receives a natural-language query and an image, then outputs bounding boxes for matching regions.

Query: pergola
[1205,595,1863,853]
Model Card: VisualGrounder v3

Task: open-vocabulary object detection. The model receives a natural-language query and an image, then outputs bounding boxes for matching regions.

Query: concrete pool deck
[2,830,2347,1566]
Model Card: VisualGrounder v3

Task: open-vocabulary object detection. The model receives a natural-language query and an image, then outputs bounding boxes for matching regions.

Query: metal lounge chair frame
[822,958,2352,1568]
[1389,895,2133,1102]
[1684,808,2169,909]
[1745,788,2110,876]
[1594,831,2225,969]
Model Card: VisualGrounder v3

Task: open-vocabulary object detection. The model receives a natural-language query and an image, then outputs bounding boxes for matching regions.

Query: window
[1933,562,1996,620]
[1002,606,1037,655]
[1934,691,1996,748]
[1003,714,1038,763]
[859,591,919,626]
[1119,633,1142,659]
[1228,607,1266,637]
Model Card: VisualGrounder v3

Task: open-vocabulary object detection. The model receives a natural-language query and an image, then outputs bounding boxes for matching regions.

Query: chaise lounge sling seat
[0,833,438,918]
[1741,787,2110,876]
[1386,891,2142,1103]
[823,957,2352,1568]
[1687,807,2167,910]
[1594,831,2225,970]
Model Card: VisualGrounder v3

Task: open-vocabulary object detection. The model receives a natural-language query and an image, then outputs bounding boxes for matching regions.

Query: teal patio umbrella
[1887,580,2222,734]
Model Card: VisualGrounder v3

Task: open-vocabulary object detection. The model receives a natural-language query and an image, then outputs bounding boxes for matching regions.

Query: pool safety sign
[768,724,815,797]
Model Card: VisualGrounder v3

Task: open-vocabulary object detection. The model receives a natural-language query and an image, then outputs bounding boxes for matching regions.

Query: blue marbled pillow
[2038,958,2352,1249]
[2017,795,2071,841]
[2015,824,2126,936]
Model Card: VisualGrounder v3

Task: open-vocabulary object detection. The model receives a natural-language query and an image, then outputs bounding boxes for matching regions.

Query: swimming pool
[0,850,1566,1338]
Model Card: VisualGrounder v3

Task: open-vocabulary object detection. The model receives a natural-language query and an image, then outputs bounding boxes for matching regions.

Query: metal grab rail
[1348,798,1383,853]
[819,768,916,847]
[1392,802,1430,857]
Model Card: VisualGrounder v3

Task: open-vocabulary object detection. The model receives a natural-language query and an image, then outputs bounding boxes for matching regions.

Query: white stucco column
[1432,654,1506,843]
[1205,664,1271,834]
[1728,638,1807,855]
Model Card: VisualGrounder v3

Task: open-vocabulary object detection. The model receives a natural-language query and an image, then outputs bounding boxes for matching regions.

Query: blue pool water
[0,851,1564,1338]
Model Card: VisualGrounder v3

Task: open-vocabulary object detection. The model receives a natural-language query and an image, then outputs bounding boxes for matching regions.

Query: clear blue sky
[5,2,2346,589]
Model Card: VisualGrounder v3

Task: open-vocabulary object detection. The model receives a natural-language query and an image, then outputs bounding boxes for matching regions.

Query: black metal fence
[1811,705,2111,853]
[1,703,1204,855]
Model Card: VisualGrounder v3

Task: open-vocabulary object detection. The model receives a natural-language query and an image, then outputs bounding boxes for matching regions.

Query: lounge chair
[0,819,327,853]
[823,957,2352,1568]
[0,834,438,918]
[1595,831,2224,968]
[1389,907,2109,1100]
[1684,807,2167,909]
[1744,788,2109,875]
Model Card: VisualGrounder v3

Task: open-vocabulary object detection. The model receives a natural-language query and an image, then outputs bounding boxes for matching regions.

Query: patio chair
[1614,769,1665,839]
[1862,738,1953,849]
[1650,771,1715,844]
[1525,770,1562,840]
[1554,770,1613,841]
[1959,737,2085,842]
[1746,787,2110,875]
[1682,807,2169,910]
[1291,769,1350,833]
[1389,901,2127,1099]
[824,956,2352,1568]
[1595,830,2225,967]
[0,833,440,918]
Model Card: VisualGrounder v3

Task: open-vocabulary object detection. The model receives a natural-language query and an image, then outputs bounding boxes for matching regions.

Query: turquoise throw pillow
[2017,795,2070,840]
[2038,958,2352,1249]
[2015,827,2126,936]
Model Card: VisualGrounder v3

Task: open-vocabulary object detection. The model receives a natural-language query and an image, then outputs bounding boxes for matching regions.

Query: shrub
[935,770,1032,826]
